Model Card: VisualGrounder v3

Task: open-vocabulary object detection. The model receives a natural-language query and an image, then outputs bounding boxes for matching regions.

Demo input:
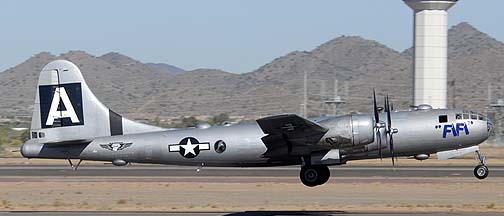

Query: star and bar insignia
[168,137,210,158]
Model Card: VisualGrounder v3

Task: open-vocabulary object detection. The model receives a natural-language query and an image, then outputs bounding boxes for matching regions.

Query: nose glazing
[487,118,493,133]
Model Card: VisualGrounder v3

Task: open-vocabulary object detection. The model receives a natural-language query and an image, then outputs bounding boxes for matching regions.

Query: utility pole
[450,79,456,108]
[488,83,492,105]
[320,80,326,115]
[324,79,345,116]
[303,70,308,117]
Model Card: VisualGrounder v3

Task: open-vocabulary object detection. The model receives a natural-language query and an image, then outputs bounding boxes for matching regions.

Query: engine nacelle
[319,114,375,148]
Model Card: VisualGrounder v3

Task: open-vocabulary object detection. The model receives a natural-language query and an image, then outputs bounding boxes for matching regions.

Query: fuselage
[21,108,491,167]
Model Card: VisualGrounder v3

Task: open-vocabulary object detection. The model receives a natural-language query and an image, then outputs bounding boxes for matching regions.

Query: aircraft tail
[29,60,163,145]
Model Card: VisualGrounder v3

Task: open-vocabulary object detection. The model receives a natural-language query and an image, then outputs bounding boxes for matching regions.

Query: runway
[0,210,503,216]
[0,164,503,215]
[1,164,503,179]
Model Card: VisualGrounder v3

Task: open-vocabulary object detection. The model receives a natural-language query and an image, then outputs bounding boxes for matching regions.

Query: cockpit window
[471,114,478,120]
[439,115,448,123]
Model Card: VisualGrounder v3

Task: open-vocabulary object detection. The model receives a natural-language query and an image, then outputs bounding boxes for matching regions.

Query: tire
[300,166,320,187]
[317,166,331,185]
[300,166,330,187]
[474,165,489,180]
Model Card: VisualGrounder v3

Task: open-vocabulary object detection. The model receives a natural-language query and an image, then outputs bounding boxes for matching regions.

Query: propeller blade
[373,89,379,123]
[390,134,395,167]
[385,94,396,167]
[378,129,383,161]
[386,95,391,131]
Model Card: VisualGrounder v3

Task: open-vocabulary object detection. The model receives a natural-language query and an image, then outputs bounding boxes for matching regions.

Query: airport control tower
[404,0,458,108]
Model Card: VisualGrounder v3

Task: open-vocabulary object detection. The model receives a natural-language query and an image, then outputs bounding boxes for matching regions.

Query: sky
[1,0,503,73]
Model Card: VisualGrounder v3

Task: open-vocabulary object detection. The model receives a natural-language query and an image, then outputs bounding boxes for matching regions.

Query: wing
[256,114,329,157]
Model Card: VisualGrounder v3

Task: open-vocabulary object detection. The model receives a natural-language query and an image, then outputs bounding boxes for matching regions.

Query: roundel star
[180,138,198,157]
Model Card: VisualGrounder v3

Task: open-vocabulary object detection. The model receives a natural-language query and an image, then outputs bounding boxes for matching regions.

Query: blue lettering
[443,124,454,138]
[456,123,465,136]
[442,123,470,139]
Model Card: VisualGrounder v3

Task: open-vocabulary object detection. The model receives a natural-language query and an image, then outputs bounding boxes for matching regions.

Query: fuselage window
[31,132,38,139]
[463,113,469,119]
[455,114,462,120]
[38,132,45,138]
[471,114,478,120]
[439,115,448,123]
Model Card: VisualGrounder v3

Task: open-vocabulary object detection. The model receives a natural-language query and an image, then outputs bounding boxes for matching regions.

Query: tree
[210,113,230,125]
[180,116,198,128]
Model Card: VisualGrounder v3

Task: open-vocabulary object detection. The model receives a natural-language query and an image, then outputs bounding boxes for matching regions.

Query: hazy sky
[1,0,503,73]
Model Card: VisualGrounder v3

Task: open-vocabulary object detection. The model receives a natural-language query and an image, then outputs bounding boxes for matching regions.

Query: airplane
[20,60,493,187]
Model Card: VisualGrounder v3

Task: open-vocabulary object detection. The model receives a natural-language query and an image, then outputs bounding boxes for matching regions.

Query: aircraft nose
[487,118,493,134]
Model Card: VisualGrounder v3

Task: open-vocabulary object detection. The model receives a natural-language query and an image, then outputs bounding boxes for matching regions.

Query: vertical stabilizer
[30,60,163,144]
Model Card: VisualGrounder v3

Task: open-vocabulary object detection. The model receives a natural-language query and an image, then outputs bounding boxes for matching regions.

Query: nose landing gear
[300,166,330,187]
[474,150,488,179]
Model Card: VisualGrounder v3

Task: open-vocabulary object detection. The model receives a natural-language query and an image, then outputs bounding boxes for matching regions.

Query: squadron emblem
[100,142,133,151]
[168,137,210,158]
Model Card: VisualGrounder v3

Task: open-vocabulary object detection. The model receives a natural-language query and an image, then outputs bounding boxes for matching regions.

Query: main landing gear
[474,150,488,180]
[299,166,330,187]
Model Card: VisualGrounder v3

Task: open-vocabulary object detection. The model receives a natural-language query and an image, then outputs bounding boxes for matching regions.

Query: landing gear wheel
[300,166,330,187]
[317,166,330,185]
[474,150,489,180]
[300,166,319,187]
[474,165,489,180]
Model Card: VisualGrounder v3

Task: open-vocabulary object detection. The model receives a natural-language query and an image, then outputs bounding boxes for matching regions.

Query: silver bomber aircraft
[21,60,493,187]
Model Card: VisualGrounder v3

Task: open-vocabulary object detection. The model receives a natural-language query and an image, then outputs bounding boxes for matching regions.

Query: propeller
[372,89,383,160]
[385,94,398,167]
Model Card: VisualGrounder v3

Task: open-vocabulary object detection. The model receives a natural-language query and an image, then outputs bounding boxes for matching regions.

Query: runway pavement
[1,165,503,215]
[0,164,503,179]
[1,211,504,216]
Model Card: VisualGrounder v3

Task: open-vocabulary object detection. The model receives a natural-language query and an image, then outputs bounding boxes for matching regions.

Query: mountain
[310,36,413,111]
[0,22,502,120]
[446,22,504,110]
[145,63,185,75]
[0,52,56,117]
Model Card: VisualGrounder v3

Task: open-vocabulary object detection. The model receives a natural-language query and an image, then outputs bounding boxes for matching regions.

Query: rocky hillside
[0,22,502,119]
[145,63,185,75]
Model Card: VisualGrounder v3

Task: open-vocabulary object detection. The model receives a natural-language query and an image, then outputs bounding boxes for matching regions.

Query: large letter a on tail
[46,87,80,126]
[39,82,84,128]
